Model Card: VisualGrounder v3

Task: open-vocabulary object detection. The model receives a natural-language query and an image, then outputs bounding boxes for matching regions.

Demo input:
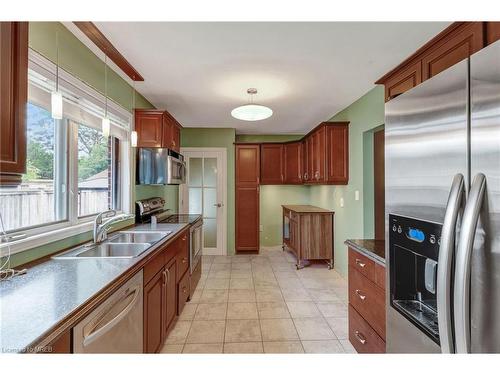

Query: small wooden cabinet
[260,143,284,184]
[284,141,302,184]
[326,123,349,184]
[347,247,386,353]
[0,22,28,185]
[143,229,190,353]
[235,144,260,252]
[135,109,182,151]
[282,205,334,269]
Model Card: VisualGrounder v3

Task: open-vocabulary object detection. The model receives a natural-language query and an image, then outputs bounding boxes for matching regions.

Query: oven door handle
[454,173,486,354]
[437,173,465,353]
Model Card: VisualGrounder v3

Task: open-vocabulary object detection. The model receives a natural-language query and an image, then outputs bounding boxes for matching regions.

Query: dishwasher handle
[83,285,141,348]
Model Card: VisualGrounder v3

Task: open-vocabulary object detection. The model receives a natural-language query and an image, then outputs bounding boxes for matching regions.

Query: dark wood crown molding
[73,21,144,81]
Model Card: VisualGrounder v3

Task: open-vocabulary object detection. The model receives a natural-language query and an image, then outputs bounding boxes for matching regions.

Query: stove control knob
[397,226,402,234]
[392,225,397,232]
[430,235,436,244]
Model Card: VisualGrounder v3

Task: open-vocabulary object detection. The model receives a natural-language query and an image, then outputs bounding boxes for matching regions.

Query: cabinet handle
[182,236,187,241]
[165,269,170,284]
[355,289,366,301]
[182,286,188,293]
[182,257,187,264]
[355,259,366,268]
[162,270,167,285]
[354,330,366,345]
[281,173,284,182]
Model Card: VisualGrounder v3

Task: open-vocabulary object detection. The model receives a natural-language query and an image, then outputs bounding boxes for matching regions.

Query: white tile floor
[160,246,356,354]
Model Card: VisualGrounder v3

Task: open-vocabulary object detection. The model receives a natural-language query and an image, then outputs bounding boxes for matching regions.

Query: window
[0,50,131,245]
[77,123,121,217]
[0,102,68,232]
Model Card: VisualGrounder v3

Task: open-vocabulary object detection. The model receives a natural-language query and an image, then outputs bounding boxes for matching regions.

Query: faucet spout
[92,210,135,244]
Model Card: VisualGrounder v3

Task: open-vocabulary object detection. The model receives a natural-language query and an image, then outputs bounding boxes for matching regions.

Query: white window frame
[0,50,133,257]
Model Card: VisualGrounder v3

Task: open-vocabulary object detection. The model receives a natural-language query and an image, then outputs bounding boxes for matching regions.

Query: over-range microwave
[136,148,186,185]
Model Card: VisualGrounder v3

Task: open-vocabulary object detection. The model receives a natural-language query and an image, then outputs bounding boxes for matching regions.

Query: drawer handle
[355,289,366,301]
[182,287,188,293]
[355,259,366,268]
[182,236,187,241]
[354,330,366,345]
[182,258,188,264]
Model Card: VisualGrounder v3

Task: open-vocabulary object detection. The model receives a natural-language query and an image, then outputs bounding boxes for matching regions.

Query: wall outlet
[355,190,360,201]
[259,225,264,232]
[340,197,344,208]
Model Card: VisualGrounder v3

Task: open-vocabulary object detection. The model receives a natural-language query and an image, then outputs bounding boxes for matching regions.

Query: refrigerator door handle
[437,173,465,353]
[454,173,486,353]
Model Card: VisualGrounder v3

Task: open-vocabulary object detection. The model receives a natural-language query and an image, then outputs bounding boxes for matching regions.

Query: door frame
[179,147,227,256]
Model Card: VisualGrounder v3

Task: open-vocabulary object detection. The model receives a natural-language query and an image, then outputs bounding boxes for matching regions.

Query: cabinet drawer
[348,249,375,281]
[349,305,385,353]
[348,267,386,339]
[144,251,165,285]
[178,270,190,315]
[176,231,189,283]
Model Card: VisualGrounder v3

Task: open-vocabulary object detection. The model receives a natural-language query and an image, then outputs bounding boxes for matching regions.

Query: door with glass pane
[179,148,226,255]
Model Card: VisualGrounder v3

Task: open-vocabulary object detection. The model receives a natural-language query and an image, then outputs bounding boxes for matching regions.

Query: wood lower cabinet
[135,109,182,150]
[144,268,164,353]
[284,141,302,184]
[347,247,386,353]
[282,205,334,269]
[260,143,284,184]
[0,22,28,185]
[236,144,260,252]
[143,229,190,353]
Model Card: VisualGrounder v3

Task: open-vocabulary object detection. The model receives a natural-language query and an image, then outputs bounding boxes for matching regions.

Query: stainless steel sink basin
[54,242,151,259]
[108,231,171,245]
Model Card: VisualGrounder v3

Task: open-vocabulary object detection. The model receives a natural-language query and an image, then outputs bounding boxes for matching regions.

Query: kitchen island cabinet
[282,205,334,269]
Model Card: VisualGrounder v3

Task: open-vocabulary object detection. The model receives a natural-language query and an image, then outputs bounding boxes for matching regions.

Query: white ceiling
[93,22,450,134]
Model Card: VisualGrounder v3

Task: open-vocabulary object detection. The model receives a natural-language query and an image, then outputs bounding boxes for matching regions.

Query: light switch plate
[259,225,263,232]
[340,197,344,207]
[355,190,360,201]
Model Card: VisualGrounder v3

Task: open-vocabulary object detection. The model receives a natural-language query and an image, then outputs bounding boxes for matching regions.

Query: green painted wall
[309,86,385,277]
[180,128,236,254]
[6,23,162,268]
[28,22,154,111]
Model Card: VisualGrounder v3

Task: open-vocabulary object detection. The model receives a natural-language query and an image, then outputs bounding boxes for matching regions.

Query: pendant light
[130,80,138,147]
[51,31,63,119]
[231,88,273,121]
[102,54,110,138]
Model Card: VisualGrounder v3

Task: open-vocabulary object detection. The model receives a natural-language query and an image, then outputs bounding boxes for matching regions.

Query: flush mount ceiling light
[231,88,273,121]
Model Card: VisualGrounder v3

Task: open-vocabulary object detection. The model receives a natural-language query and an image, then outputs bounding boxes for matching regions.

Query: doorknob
[213,203,224,207]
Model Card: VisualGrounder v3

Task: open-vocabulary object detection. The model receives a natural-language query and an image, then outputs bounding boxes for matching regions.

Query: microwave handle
[436,173,465,353]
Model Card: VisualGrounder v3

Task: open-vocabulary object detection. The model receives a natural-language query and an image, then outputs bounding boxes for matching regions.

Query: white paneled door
[179,148,227,255]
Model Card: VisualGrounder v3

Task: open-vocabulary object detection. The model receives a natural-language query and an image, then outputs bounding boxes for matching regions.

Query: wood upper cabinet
[235,144,260,186]
[135,109,182,150]
[235,144,260,252]
[377,22,489,101]
[135,109,164,147]
[260,143,284,184]
[0,22,28,185]
[326,123,349,184]
[382,60,422,101]
[422,22,483,80]
[284,141,302,184]
[143,268,164,353]
[312,126,326,183]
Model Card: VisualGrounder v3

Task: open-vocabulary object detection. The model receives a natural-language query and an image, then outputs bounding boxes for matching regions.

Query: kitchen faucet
[93,210,134,244]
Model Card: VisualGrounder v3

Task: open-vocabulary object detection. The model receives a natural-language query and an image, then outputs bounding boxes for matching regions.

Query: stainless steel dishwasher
[73,271,143,353]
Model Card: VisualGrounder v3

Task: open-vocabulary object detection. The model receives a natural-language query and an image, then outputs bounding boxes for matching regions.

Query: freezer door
[385,59,468,353]
[468,40,500,353]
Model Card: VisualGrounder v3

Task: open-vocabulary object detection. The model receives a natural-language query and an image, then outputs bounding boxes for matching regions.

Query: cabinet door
[383,60,422,102]
[306,137,314,183]
[161,115,172,149]
[260,144,284,184]
[326,124,349,184]
[0,22,28,185]
[236,186,260,251]
[144,270,164,353]
[301,140,309,182]
[422,22,484,80]
[284,142,302,184]
[135,110,164,147]
[315,127,326,182]
[235,144,260,185]
[164,258,177,337]
[171,123,181,152]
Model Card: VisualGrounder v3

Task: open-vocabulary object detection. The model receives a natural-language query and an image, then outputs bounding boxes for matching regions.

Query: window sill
[0,221,95,257]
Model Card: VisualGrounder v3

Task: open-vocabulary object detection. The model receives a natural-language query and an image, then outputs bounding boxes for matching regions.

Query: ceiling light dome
[231,88,273,121]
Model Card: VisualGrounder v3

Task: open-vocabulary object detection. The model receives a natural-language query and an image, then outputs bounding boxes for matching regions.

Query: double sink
[53,230,172,259]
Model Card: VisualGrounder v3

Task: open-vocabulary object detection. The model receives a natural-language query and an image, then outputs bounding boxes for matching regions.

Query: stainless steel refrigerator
[385,40,500,353]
